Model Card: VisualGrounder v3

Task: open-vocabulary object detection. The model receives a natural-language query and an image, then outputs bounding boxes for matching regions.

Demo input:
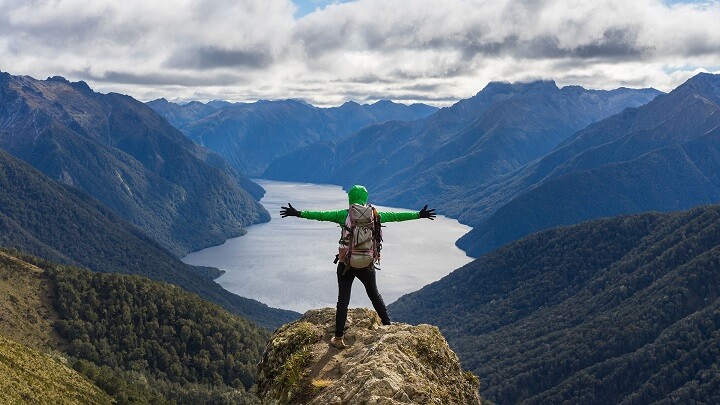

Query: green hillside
[0,335,112,405]
[0,250,110,404]
[390,204,720,403]
[0,250,62,350]
[0,249,267,404]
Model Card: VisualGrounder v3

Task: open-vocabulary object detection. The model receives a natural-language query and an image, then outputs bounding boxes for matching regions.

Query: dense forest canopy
[390,204,720,403]
[1,249,268,404]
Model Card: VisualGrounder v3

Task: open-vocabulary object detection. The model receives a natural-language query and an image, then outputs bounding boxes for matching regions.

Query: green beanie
[348,185,368,205]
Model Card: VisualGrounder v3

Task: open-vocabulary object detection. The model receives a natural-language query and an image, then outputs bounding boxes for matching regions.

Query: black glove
[419,205,436,220]
[280,203,301,218]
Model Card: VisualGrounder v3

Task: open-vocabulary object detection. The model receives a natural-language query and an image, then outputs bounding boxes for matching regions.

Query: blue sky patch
[293,0,356,17]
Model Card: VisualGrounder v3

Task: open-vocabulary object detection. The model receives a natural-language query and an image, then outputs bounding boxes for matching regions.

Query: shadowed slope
[391,203,720,403]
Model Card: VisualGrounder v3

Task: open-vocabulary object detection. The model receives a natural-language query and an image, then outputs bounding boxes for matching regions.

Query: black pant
[335,263,391,337]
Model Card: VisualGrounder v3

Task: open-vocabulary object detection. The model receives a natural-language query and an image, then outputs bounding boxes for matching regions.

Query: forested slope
[390,204,720,403]
[0,249,269,404]
[0,147,297,329]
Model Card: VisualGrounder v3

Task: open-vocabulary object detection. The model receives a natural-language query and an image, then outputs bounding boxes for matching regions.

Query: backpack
[338,203,382,269]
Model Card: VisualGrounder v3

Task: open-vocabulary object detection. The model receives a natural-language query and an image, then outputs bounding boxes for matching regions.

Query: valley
[3,1,720,403]
[2,69,719,404]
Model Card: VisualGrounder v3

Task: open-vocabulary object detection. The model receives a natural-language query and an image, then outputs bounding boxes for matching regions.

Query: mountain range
[0,72,268,256]
[263,74,720,259]
[389,202,720,404]
[3,65,720,403]
[262,80,660,222]
[456,72,720,256]
[0,146,296,329]
[148,97,438,176]
[146,98,234,129]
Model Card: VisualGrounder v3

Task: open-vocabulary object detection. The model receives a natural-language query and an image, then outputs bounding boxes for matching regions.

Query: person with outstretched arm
[280,184,436,349]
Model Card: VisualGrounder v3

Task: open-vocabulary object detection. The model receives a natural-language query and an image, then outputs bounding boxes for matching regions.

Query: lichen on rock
[256,308,481,404]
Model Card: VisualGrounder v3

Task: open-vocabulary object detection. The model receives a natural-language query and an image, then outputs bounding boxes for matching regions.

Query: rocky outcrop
[256,308,481,404]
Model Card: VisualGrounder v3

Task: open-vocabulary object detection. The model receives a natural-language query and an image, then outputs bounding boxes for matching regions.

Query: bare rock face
[256,308,481,404]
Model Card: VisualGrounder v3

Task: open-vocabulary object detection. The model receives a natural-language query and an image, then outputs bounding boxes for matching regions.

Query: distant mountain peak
[690,71,719,80]
[525,79,559,89]
[70,80,92,93]
[206,99,234,108]
[479,79,559,96]
[46,75,70,84]
[682,72,720,103]
[286,98,313,106]
[505,80,561,96]
[42,75,92,93]
[478,80,514,95]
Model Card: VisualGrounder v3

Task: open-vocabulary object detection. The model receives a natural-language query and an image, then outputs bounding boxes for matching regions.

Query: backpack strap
[346,205,355,261]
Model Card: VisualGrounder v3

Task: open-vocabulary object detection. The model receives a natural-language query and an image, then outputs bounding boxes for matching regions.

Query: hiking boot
[330,335,346,349]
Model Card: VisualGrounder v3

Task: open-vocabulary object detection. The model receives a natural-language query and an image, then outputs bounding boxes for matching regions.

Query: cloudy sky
[1,0,719,106]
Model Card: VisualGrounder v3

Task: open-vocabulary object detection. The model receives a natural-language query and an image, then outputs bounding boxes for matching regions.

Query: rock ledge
[256,308,481,404]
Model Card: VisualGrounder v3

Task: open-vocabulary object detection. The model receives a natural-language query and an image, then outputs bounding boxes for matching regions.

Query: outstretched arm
[280,203,347,224]
[378,205,436,223]
[301,209,347,224]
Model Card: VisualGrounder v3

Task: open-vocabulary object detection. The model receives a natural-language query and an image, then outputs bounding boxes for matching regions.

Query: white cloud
[0,0,719,106]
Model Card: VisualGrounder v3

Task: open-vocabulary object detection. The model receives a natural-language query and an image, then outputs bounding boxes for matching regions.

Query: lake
[182,179,473,313]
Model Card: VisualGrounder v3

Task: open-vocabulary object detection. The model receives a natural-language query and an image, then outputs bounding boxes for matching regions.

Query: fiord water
[183,179,472,312]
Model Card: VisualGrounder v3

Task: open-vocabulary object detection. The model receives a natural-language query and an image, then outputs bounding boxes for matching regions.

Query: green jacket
[299,184,420,224]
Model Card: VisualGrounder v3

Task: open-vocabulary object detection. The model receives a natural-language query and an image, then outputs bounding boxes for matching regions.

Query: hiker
[280,184,436,349]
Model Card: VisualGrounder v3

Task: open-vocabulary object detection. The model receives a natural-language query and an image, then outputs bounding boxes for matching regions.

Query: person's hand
[280,203,301,218]
[419,205,436,220]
